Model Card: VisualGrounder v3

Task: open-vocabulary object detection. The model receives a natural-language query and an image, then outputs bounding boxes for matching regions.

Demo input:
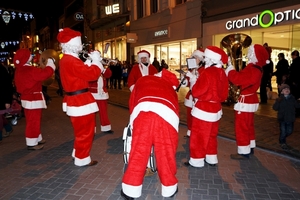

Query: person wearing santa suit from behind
[88,66,114,134]
[184,46,229,168]
[225,44,269,160]
[181,49,205,138]
[127,50,158,92]
[121,71,179,199]
[14,48,56,150]
[57,27,104,167]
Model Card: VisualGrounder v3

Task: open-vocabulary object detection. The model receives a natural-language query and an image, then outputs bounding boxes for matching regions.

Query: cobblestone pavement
[0,84,299,200]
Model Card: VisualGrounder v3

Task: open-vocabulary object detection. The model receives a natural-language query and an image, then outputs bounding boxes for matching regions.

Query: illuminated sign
[105,4,120,15]
[154,29,168,37]
[74,12,84,21]
[226,8,300,30]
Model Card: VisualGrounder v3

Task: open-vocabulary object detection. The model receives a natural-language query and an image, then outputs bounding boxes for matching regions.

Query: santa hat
[159,68,179,90]
[13,49,31,67]
[191,48,204,60]
[137,50,150,63]
[57,28,82,46]
[251,44,270,67]
[204,46,228,64]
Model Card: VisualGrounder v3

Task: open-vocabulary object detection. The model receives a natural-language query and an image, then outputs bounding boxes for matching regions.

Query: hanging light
[1,42,5,49]
[2,11,11,24]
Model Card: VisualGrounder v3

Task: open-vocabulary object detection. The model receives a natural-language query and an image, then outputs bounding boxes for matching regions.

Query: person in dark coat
[0,62,14,141]
[260,58,273,104]
[273,53,289,95]
[289,50,300,99]
[152,57,160,72]
[272,84,300,150]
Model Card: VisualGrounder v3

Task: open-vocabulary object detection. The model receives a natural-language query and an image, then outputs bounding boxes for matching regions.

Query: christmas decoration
[0,8,34,24]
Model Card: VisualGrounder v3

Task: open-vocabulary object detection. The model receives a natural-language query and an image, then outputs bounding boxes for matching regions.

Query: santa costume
[121,71,179,199]
[182,49,205,137]
[14,48,55,149]
[185,46,229,167]
[127,50,158,92]
[89,67,113,133]
[225,44,269,159]
[57,27,104,166]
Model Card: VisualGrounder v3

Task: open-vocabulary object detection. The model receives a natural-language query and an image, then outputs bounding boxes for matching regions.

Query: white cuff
[225,65,234,76]
[92,60,104,71]
[46,58,56,71]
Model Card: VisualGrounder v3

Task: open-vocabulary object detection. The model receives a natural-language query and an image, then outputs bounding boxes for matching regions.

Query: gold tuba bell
[221,33,252,104]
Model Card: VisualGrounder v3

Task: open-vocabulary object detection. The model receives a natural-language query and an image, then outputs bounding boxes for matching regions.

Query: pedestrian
[57,27,104,166]
[260,44,273,104]
[122,62,129,87]
[273,53,289,95]
[225,44,270,159]
[89,66,114,134]
[152,57,160,71]
[289,50,300,99]
[14,48,56,150]
[184,46,229,167]
[0,62,14,141]
[161,59,169,70]
[127,50,158,92]
[272,84,300,150]
[182,49,205,138]
[121,71,179,199]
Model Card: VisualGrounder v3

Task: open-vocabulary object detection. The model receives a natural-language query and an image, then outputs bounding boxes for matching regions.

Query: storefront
[202,4,300,91]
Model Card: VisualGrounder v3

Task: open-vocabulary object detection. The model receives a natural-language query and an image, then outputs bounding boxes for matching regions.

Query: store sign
[225,8,300,30]
[154,29,168,37]
[74,12,84,21]
[105,4,120,15]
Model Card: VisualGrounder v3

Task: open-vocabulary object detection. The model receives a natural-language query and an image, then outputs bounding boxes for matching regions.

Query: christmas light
[0,8,34,24]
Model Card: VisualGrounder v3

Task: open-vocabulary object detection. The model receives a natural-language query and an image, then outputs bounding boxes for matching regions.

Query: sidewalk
[107,86,300,160]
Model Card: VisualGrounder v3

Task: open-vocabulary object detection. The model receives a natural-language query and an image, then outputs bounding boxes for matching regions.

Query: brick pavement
[0,84,300,200]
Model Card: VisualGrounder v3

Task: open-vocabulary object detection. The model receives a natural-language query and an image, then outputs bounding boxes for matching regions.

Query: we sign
[105,4,120,15]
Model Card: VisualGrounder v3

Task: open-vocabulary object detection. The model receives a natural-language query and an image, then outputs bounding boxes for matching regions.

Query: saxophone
[221,33,252,105]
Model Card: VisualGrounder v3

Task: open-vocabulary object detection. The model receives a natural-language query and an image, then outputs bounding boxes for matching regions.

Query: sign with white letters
[105,4,120,15]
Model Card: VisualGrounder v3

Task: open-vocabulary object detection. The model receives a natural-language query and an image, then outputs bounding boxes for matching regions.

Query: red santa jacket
[191,66,228,122]
[15,64,54,109]
[129,75,179,131]
[59,54,101,116]
[89,68,112,100]
[127,63,157,91]
[227,63,262,112]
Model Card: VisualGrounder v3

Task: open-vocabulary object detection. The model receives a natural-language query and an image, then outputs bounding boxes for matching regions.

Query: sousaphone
[40,49,60,86]
[221,33,252,104]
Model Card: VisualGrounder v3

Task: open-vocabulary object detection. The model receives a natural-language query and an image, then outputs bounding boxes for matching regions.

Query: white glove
[89,50,103,62]
[84,59,92,67]
[46,58,56,71]
[225,57,234,76]
[186,71,197,88]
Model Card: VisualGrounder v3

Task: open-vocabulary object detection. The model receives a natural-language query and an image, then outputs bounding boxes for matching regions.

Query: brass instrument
[221,33,252,104]
[40,49,59,86]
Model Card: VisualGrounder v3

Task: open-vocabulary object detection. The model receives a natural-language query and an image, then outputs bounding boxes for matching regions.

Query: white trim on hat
[138,52,149,58]
[65,36,82,46]
[205,48,221,61]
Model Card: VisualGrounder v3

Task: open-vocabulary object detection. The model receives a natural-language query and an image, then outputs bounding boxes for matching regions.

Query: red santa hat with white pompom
[57,27,82,46]
[137,50,151,63]
[13,49,32,67]
[252,44,270,67]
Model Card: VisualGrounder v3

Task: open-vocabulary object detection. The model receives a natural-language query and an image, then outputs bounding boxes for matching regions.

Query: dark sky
[0,0,64,41]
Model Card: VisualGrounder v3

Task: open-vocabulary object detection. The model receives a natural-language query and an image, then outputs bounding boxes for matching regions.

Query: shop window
[137,0,145,19]
[151,0,158,14]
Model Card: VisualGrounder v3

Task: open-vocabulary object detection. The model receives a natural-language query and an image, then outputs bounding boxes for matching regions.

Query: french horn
[221,33,252,104]
[40,49,59,86]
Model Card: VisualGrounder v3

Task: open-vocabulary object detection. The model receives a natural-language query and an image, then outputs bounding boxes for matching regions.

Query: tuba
[221,33,252,104]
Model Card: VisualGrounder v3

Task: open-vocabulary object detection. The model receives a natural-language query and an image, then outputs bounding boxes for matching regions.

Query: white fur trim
[74,155,92,166]
[184,94,193,107]
[191,107,223,122]
[129,84,135,92]
[161,183,178,197]
[205,154,218,164]
[122,183,142,198]
[189,158,204,167]
[233,102,259,113]
[65,36,82,46]
[101,124,111,132]
[250,140,256,148]
[129,101,179,131]
[138,52,149,59]
[16,60,20,64]
[237,145,251,154]
[63,102,99,116]
[225,65,234,76]
[186,129,191,136]
[205,48,221,62]
[21,100,47,109]
[26,134,43,146]
[46,59,56,71]
[91,92,108,100]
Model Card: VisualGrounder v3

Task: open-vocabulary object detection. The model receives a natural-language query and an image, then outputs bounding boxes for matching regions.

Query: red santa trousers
[96,99,111,132]
[122,112,178,198]
[70,113,96,166]
[189,117,219,167]
[24,108,43,146]
[234,111,255,154]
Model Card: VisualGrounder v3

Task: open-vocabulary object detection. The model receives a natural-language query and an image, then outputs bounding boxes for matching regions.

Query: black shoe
[280,143,289,150]
[250,148,254,154]
[27,144,44,150]
[204,160,216,166]
[184,161,191,167]
[230,153,249,160]
[120,190,134,200]
[38,139,46,145]
[102,130,114,134]
[183,135,190,138]
[169,187,178,198]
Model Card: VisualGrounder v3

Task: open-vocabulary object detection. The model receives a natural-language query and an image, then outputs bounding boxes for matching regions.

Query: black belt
[65,88,89,96]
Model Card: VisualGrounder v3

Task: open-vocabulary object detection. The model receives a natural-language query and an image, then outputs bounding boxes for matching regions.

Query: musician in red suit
[225,44,269,159]
[184,46,229,167]
[121,70,179,199]
[14,48,56,150]
[182,49,205,137]
[57,27,104,167]
[127,50,158,92]
[89,67,113,133]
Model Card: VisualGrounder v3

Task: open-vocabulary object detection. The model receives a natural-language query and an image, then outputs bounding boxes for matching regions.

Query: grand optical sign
[226,8,300,30]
